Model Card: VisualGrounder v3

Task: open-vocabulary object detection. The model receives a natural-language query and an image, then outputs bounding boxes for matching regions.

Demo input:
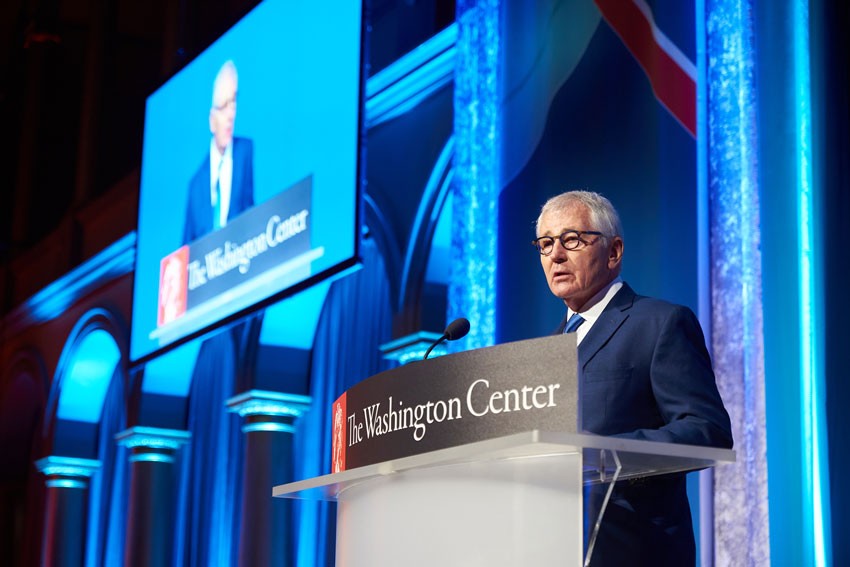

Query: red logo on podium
[332,393,347,473]
[157,246,189,327]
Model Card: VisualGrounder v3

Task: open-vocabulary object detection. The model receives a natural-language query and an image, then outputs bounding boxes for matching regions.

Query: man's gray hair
[211,60,238,109]
[536,190,623,239]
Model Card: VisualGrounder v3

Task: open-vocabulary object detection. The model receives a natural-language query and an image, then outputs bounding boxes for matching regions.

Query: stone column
[227,390,311,567]
[35,456,101,567]
[115,426,191,567]
[450,0,503,350]
[705,1,770,564]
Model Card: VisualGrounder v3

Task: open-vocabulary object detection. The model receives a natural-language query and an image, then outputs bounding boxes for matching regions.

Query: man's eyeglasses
[213,95,237,111]
[531,230,604,256]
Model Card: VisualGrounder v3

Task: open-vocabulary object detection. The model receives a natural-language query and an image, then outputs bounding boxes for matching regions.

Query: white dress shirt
[567,276,624,345]
[209,139,233,228]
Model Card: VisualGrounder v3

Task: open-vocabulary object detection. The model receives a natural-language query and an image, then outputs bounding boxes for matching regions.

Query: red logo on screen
[157,246,189,327]
[332,394,347,473]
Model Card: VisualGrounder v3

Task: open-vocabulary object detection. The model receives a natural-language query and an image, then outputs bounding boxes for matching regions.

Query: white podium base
[335,452,583,567]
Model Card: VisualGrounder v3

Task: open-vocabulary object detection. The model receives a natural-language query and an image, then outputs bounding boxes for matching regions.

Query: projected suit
[183,136,254,244]
[533,190,732,567]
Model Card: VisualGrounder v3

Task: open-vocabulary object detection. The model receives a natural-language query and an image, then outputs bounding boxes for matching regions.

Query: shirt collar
[210,139,232,172]
[567,276,624,326]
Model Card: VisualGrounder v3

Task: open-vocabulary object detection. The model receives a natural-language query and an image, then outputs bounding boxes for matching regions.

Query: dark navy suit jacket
[557,283,733,567]
[183,136,255,245]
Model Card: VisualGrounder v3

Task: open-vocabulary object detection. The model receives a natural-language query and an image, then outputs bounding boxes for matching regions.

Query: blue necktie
[564,313,585,334]
[213,158,223,230]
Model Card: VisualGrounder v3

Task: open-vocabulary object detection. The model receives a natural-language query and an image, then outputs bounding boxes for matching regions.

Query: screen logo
[157,246,189,327]
[332,393,347,473]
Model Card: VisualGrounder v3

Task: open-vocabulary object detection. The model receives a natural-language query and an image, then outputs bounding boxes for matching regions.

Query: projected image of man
[184,60,255,244]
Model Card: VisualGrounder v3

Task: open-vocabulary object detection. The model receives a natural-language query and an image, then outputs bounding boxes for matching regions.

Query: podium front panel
[335,452,583,567]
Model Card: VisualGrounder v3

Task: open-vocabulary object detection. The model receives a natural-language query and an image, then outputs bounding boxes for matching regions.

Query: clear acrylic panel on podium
[274,430,734,567]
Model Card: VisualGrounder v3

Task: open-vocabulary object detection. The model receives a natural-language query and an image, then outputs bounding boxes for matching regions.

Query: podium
[273,336,735,566]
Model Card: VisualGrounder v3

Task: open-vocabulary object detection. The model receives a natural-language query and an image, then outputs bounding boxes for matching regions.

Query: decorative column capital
[35,456,101,489]
[226,389,312,434]
[380,331,445,364]
[115,426,191,464]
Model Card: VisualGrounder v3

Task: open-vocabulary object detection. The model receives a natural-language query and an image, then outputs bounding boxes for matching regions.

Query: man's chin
[550,285,575,302]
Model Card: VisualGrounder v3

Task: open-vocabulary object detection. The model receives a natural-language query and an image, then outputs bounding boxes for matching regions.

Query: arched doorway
[40,308,128,566]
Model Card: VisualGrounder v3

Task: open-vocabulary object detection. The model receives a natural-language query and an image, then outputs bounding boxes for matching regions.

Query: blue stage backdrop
[493,0,704,558]
[497,0,699,341]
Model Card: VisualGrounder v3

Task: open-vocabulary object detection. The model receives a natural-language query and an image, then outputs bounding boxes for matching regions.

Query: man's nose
[549,241,569,262]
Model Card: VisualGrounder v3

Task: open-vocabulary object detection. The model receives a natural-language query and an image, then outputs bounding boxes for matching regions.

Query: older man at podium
[533,190,733,567]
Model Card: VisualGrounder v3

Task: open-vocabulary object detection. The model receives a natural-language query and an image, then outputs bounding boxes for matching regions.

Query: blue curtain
[178,328,244,565]
[88,365,128,566]
[294,237,394,567]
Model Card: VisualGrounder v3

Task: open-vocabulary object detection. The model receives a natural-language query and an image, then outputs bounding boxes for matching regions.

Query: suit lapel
[229,139,242,221]
[200,154,214,235]
[577,283,636,368]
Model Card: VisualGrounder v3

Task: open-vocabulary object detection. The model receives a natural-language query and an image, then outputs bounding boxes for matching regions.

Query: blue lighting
[57,329,121,423]
[366,24,457,128]
[401,138,455,301]
[425,189,453,285]
[128,453,176,464]
[226,389,311,418]
[115,426,191,450]
[705,0,770,563]
[450,0,501,350]
[793,0,831,563]
[5,233,135,334]
[695,0,710,342]
[695,0,714,559]
[141,338,201,396]
[45,479,88,489]
[380,331,447,364]
[259,282,330,350]
[241,422,295,434]
[35,455,101,478]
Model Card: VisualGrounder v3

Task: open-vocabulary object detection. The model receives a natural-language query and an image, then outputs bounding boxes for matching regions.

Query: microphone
[423,317,471,360]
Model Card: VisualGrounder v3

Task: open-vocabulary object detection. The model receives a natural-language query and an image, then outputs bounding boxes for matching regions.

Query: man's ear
[608,237,624,269]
